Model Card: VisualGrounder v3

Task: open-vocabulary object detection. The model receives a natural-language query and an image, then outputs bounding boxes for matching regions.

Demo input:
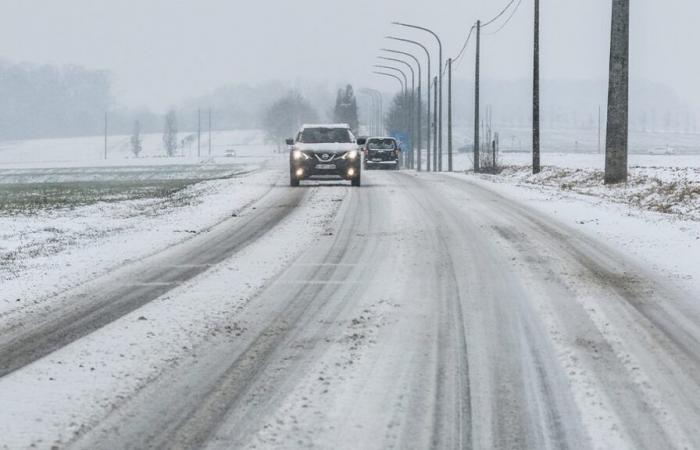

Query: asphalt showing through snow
[2,168,700,449]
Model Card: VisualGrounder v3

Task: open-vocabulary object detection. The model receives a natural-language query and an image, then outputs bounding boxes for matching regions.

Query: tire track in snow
[0,182,306,378]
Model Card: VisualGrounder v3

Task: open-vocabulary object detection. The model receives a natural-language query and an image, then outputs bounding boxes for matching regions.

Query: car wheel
[351,176,361,187]
[290,175,300,187]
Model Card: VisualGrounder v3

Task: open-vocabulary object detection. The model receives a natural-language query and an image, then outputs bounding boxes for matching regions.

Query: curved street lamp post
[381,48,422,171]
[386,36,432,171]
[378,56,416,168]
[393,22,443,171]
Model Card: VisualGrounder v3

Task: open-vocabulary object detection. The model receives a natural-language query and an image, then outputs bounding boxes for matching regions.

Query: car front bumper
[291,157,361,180]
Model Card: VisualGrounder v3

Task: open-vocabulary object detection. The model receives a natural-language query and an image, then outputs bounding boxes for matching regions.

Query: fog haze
[1,0,698,112]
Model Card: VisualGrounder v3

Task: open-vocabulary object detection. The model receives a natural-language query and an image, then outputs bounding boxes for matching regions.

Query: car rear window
[368,139,396,150]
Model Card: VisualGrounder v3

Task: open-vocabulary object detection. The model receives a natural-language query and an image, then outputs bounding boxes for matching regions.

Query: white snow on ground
[0,129,267,167]
[0,185,343,450]
[2,129,700,448]
[445,169,700,295]
[448,149,700,293]
[0,131,283,318]
[448,151,700,221]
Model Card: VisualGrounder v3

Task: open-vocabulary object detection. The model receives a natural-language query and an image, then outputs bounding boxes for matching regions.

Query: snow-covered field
[1,131,700,448]
[0,129,268,167]
[0,130,283,312]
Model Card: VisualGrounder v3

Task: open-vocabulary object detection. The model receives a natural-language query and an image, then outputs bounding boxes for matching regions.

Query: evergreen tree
[333,84,359,132]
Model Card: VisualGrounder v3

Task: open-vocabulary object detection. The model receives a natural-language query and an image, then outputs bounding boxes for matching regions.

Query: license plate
[316,164,336,170]
[372,158,382,162]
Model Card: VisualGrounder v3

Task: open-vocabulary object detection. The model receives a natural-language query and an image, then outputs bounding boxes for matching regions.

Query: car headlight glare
[293,150,308,160]
[344,150,358,160]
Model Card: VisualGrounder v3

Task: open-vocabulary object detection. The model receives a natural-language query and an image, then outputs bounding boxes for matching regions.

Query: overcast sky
[1,0,698,111]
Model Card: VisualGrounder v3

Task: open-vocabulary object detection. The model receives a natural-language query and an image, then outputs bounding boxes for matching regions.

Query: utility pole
[474,20,481,173]
[433,76,438,171]
[197,109,201,158]
[605,0,629,184]
[447,58,453,172]
[208,109,212,156]
[533,0,541,174]
[104,112,108,160]
[414,84,421,170]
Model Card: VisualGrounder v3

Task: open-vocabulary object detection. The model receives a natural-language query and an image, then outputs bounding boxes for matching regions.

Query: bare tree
[163,109,178,157]
[130,120,142,157]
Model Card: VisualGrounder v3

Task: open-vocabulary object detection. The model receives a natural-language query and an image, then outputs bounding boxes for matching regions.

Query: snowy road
[2,167,700,449]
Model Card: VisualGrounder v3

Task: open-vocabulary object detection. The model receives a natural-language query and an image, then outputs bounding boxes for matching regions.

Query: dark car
[287,124,362,187]
[362,137,400,170]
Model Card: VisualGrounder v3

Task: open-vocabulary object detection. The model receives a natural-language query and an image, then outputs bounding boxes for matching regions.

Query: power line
[450,0,523,73]
[451,24,476,67]
[484,0,523,35]
[482,0,518,28]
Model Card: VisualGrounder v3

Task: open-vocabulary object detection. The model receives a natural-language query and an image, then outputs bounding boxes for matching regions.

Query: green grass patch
[0,179,196,214]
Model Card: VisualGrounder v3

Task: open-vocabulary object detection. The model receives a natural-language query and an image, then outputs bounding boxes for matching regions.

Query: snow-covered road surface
[1,167,700,449]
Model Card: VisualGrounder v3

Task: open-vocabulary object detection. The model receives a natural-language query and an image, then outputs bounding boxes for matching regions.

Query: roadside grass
[0,180,197,215]
[494,165,700,221]
[0,163,252,215]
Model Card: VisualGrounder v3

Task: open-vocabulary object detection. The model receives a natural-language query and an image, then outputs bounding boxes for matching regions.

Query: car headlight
[292,150,309,160]
[343,150,358,160]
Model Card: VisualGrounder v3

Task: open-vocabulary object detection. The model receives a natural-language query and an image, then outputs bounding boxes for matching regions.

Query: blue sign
[391,131,411,151]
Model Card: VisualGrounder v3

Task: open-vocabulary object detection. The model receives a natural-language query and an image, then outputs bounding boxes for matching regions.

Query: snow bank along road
[1,167,700,449]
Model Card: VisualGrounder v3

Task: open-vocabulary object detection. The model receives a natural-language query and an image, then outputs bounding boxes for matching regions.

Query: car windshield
[368,139,396,150]
[300,128,351,144]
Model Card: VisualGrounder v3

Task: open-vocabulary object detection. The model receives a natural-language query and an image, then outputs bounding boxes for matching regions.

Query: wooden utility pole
[533,0,541,174]
[447,58,453,172]
[605,0,630,184]
[473,20,481,173]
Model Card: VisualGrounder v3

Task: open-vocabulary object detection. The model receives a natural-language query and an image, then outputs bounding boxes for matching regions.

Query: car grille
[314,152,342,162]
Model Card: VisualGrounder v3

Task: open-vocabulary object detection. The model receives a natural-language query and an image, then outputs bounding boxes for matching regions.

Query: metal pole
[372,73,404,139]
[361,89,379,135]
[533,0,541,174]
[433,76,438,171]
[197,109,201,158]
[392,22,442,171]
[360,91,375,134]
[448,58,453,172]
[366,88,384,135]
[605,0,629,184]
[373,72,405,95]
[378,56,415,166]
[386,36,431,172]
[381,49,422,170]
[208,109,212,157]
[474,20,481,173]
[373,65,409,146]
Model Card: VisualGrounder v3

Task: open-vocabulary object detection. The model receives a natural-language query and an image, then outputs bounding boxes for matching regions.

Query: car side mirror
[356,137,367,146]
[285,138,294,146]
